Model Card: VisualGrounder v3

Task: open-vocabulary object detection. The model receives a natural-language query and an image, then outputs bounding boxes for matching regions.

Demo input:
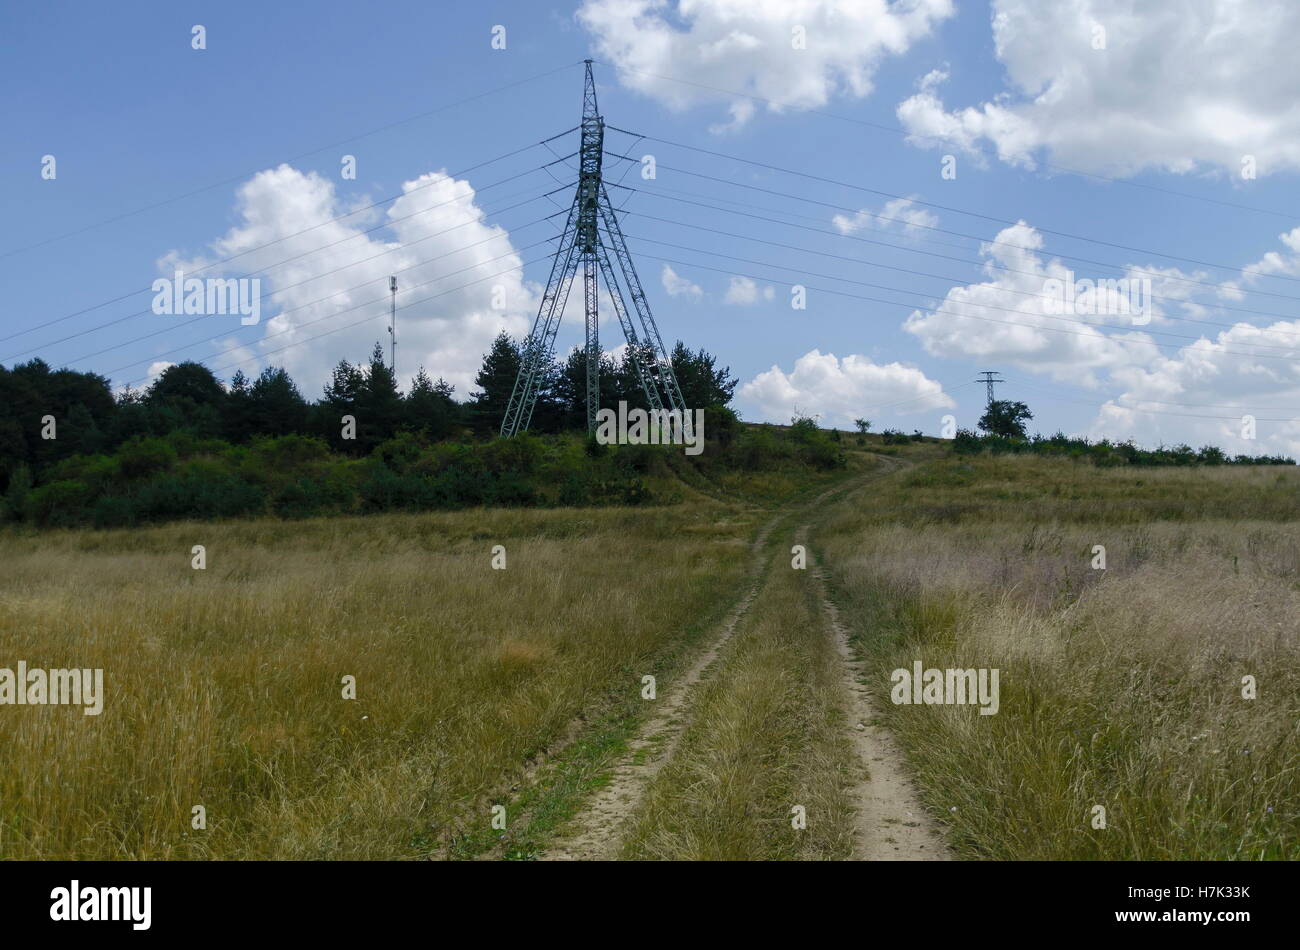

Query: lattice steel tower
[976,371,1005,408]
[500,61,687,436]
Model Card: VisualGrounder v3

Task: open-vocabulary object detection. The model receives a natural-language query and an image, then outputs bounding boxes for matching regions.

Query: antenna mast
[388,275,398,379]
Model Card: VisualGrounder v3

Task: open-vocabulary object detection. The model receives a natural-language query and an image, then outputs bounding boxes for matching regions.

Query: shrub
[26,479,93,526]
[117,436,177,480]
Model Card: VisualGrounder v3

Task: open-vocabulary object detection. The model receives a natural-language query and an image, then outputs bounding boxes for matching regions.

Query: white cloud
[1242,226,1300,281]
[896,0,1300,176]
[157,164,537,397]
[1088,329,1300,458]
[832,196,939,237]
[896,220,1300,456]
[117,359,175,397]
[739,349,953,426]
[723,275,774,305]
[900,221,1212,387]
[661,263,702,298]
[578,0,954,130]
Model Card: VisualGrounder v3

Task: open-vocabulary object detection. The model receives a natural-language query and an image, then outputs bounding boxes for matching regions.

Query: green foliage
[118,436,178,479]
[978,399,1034,438]
[951,428,1295,468]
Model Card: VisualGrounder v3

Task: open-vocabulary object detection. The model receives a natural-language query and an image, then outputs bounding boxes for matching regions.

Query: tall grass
[620,525,856,860]
[821,456,1300,859]
[0,503,753,859]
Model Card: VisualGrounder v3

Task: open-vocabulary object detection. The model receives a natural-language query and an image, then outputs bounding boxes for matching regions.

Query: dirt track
[542,455,950,861]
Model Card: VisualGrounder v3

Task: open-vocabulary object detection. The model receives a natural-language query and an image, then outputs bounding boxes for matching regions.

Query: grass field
[820,454,1300,860]
[2,437,1296,860]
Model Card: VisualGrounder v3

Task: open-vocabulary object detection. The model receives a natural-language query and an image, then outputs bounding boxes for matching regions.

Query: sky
[5,0,1300,457]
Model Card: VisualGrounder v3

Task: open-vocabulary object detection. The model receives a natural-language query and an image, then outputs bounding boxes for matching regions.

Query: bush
[26,479,93,526]
[2,463,33,523]
[118,436,177,480]
[252,433,331,470]
[272,477,349,519]
[129,473,265,522]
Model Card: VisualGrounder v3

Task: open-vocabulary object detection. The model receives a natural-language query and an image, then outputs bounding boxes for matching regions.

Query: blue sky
[5,0,1300,455]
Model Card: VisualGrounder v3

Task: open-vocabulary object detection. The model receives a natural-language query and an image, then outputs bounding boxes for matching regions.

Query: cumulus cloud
[832,196,939,237]
[155,164,538,397]
[723,276,774,305]
[1242,226,1300,281]
[661,263,702,298]
[578,0,954,130]
[1088,330,1300,458]
[898,220,1300,456]
[900,221,1217,386]
[739,349,953,425]
[896,0,1300,176]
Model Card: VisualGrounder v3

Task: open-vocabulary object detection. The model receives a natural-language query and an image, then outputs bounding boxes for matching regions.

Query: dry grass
[0,503,754,859]
[821,456,1300,859]
[619,525,857,860]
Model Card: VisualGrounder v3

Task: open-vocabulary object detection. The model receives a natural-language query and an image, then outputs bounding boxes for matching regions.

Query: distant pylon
[500,61,686,436]
[976,371,1004,407]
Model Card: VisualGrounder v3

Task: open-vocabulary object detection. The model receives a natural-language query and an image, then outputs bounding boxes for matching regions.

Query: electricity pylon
[500,61,687,436]
[976,371,1005,408]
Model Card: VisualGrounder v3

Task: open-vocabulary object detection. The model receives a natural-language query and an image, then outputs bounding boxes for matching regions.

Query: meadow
[820,454,1300,859]
[2,437,1295,861]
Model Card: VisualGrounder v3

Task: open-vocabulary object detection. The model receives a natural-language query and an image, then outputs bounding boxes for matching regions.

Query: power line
[1000,374,1300,417]
[619,232,1300,358]
[603,150,1300,304]
[603,138,1300,291]
[613,178,1300,323]
[124,247,557,388]
[2,142,575,347]
[590,60,1298,223]
[72,207,566,374]
[613,198,1300,341]
[2,61,585,260]
[5,186,571,364]
[624,247,1300,366]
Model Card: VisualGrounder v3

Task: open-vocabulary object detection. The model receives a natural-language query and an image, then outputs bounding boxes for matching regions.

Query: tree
[669,341,738,408]
[146,361,226,410]
[405,368,459,440]
[319,358,366,451]
[471,332,522,434]
[223,370,254,442]
[358,343,402,447]
[555,346,618,429]
[978,400,1033,438]
[247,366,309,438]
[144,361,225,438]
[854,418,870,435]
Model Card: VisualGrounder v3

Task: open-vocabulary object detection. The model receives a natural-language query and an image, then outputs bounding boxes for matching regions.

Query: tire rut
[540,459,900,861]
[797,523,952,860]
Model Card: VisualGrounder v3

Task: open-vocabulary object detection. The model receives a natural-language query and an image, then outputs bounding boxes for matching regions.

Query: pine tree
[471,332,522,434]
[247,366,309,437]
[359,342,402,446]
[405,367,459,439]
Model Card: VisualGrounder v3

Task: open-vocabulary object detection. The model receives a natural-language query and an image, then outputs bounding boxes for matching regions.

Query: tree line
[0,333,739,491]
